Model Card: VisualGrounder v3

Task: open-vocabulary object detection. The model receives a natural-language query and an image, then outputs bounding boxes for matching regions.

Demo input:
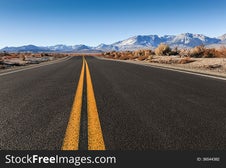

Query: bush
[133,50,145,57]
[155,43,171,56]
[178,57,194,64]
[219,47,226,58]
[189,45,205,58]
[189,45,222,58]
[137,55,148,61]
[119,55,130,60]
[144,50,154,56]
[169,47,180,55]
[203,48,221,58]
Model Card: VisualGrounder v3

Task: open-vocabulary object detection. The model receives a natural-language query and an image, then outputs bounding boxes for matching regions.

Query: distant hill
[97,33,222,51]
[0,44,100,53]
[1,45,50,53]
[1,33,225,53]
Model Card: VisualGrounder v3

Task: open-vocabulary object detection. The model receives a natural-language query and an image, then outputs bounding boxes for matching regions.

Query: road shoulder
[0,56,71,76]
[96,56,226,81]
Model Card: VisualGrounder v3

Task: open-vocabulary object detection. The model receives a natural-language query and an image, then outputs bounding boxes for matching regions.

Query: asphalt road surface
[0,56,226,150]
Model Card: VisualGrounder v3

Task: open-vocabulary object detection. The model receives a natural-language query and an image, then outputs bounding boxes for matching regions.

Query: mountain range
[1,33,226,53]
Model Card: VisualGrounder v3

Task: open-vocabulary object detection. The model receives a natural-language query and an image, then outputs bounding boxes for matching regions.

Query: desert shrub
[119,55,131,60]
[120,52,135,60]
[105,54,115,59]
[179,49,191,57]
[127,54,134,59]
[189,45,205,57]
[113,53,119,59]
[189,45,223,58]
[203,48,221,58]
[0,51,10,56]
[19,55,26,61]
[132,55,139,59]
[144,50,153,56]
[169,47,180,55]
[133,50,145,57]
[41,53,49,57]
[178,57,194,64]
[103,52,111,56]
[169,50,179,55]
[219,47,226,58]
[137,55,148,61]
[155,43,171,56]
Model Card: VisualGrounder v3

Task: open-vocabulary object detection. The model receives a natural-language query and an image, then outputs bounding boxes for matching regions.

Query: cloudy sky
[0,0,225,47]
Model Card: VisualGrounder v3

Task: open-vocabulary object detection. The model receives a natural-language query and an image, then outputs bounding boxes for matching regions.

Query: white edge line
[0,56,72,77]
[146,64,226,81]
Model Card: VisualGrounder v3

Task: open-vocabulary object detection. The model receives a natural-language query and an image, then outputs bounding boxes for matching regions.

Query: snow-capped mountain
[113,35,163,47]
[168,33,220,48]
[0,44,95,53]
[100,33,221,51]
[109,35,164,50]
[47,44,73,51]
[71,45,91,51]
[95,43,119,51]
[47,44,99,52]
[218,34,226,41]
[218,34,226,44]
[1,45,50,52]
[0,33,225,52]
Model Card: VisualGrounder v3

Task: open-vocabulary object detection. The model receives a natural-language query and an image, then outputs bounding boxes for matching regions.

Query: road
[0,56,226,150]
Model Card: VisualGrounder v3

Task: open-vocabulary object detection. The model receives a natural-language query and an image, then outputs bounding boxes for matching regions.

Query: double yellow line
[62,57,105,150]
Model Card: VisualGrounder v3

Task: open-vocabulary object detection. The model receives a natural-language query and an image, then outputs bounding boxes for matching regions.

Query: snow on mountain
[168,33,220,48]
[108,35,165,51]
[113,35,163,47]
[218,34,226,41]
[105,33,221,51]
[47,44,92,52]
[217,34,226,44]
[0,44,96,53]
[95,43,119,51]
[0,45,50,52]
[1,33,225,52]
[47,44,73,51]
[71,45,90,51]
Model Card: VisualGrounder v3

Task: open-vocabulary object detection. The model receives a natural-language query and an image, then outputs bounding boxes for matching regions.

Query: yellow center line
[62,56,105,150]
[85,59,105,150]
[61,58,85,150]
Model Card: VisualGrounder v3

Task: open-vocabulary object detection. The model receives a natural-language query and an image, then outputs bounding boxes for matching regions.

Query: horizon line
[0,32,225,49]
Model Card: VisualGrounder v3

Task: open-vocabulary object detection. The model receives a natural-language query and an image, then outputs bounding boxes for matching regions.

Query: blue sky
[0,0,225,48]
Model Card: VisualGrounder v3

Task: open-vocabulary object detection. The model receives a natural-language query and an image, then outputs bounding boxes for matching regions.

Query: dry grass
[101,47,226,74]
[137,55,149,61]
[155,43,171,56]
[219,47,226,58]
[187,45,226,58]
[102,44,226,60]
[102,50,153,61]
[178,57,195,64]
[0,52,71,69]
